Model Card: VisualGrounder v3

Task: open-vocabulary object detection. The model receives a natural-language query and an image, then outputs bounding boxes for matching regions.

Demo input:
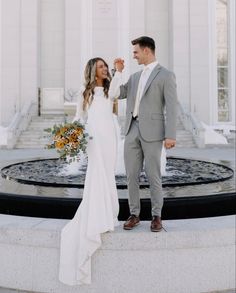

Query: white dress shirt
[133,60,158,118]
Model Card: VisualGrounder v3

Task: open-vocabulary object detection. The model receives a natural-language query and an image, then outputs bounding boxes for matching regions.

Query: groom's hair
[131,36,155,53]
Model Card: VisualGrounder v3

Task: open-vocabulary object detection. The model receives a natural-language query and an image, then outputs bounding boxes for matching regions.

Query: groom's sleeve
[164,72,177,140]
[119,82,128,100]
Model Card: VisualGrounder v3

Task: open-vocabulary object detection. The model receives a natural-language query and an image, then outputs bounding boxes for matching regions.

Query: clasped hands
[114,58,125,72]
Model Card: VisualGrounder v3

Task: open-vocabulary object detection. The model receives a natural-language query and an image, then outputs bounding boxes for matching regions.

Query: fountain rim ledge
[0,156,234,188]
[0,189,235,220]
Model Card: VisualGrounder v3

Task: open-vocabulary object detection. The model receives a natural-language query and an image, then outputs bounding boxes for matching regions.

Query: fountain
[0,113,235,220]
[0,138,235,220]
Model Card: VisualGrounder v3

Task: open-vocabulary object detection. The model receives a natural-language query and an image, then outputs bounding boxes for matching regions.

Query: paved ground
[0,285,235,292]
[167,146,235,162]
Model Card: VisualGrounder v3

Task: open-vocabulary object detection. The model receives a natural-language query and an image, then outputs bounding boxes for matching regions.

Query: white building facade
[0,0,235,147]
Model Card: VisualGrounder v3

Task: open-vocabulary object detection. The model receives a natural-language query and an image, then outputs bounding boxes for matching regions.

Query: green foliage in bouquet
[44,120,90,161]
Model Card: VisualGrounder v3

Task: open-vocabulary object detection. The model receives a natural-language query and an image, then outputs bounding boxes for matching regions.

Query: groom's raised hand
[114,58,124,72]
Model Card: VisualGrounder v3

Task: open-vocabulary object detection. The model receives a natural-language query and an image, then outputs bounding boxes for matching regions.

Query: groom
[114,36,177,232]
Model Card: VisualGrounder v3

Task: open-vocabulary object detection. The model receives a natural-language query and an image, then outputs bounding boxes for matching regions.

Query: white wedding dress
[59,87,119,285]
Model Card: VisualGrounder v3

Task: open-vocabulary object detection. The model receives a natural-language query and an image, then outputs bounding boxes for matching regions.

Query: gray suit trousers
[124,119,163,217]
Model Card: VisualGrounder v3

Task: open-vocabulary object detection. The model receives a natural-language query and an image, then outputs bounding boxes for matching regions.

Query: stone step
[176,136,195,140]
[30,115,65,119]
[176,133,193,137]
[15,140,48,144]
[32,115,66,119]
[15,144,45,149]
[176,144,195,148]
[29,122,65,127]
[16,139,196,145]
[21,130,49,134]
[177,138,195,142]
[29,121,64,124]
[30,116,65,120]
[176,129,191,133]
[19,134,194,141]
[28,122,186,129]
[19,134,50,138]
[18,133,50,137]
[16,139,49,143]
[177,125,185,129]
[20,130,51,134]
[16,142,197,149]
[30,117,65,120]
[176,138,194,141]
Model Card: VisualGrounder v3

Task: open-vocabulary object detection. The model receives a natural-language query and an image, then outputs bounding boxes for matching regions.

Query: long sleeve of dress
[73,89,87,123]
[109,71,123,100]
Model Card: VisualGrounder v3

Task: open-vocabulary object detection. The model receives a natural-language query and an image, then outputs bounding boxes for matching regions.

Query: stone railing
[6,101,37,149]
[178,102,206,148]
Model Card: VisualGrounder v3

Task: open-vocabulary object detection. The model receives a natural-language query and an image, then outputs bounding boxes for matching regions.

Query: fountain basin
[1,157,234,188]
[0,157,235,220]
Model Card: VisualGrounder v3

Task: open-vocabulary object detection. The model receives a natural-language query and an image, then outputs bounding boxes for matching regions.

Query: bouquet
[45,120,90,161]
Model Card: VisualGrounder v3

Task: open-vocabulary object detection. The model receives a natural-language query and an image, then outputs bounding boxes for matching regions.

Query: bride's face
[96,60,108,80]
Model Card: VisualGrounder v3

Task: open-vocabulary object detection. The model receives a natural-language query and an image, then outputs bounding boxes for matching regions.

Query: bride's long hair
[83,57,111,111]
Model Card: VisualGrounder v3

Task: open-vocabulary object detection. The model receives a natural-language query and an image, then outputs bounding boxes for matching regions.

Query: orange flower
[76,128,83,135]
[62,138,69,144]
[55,141,65,149]
[70,133,78,140]
[60,127,68,133]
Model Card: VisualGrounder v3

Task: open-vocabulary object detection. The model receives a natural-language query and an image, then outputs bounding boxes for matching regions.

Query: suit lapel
[131,71,142,105]
[142,64,162,98]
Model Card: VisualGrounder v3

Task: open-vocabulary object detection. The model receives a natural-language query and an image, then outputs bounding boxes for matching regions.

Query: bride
[59,57,120,285]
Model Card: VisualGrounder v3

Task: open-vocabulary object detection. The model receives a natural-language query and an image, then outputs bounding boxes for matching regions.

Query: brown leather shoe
[123,215,140,230]
[150,216,162,232]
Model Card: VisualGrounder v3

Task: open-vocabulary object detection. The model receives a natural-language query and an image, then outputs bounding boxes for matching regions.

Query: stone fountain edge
[0,214,235,293]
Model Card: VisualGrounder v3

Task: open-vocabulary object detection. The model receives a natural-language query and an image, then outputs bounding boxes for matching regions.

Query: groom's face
[133,44,146,65]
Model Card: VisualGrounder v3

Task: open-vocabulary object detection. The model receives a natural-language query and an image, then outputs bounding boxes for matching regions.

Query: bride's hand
[114,58,124,72]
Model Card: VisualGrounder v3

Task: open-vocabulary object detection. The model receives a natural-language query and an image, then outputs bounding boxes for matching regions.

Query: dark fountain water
[0,155,235,220]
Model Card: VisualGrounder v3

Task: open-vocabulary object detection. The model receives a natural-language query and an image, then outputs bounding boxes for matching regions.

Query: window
[216,0,230,122]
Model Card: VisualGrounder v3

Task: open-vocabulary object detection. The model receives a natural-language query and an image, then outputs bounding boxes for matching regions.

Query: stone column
[0,0,2,125]
[0,0,39,126]
[0,0,21,126]
[188,0,212,124]
[145,0,169,68]
[40,0,65,89]
[65,0,92,99]
[170,0,212,124]
[169,0,191,112]
[20,0,39,109]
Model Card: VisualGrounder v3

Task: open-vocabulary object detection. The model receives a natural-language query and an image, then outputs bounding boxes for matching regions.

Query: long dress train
[59,87,119,285]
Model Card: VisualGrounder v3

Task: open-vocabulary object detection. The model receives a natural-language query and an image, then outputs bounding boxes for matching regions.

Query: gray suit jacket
[119,64,177,142]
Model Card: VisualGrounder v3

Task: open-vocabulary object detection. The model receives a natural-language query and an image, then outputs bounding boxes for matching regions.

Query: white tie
[133,67,149,118]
